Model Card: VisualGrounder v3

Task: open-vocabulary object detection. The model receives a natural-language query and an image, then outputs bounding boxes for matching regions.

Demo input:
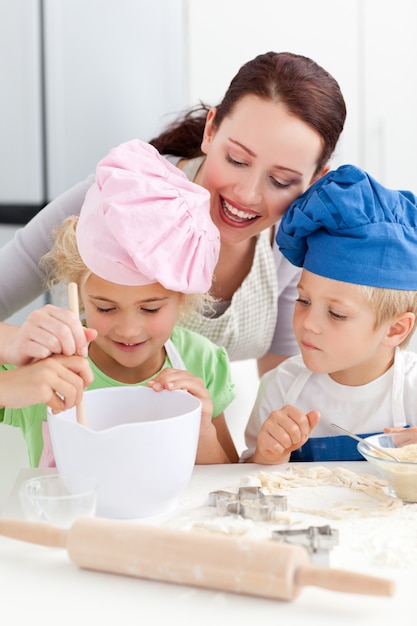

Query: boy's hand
[252,405,320,464]
[384,426,417,446]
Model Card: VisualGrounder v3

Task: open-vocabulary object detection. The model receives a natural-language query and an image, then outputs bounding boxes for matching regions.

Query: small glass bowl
[357,432,417,502]
[19,474,97,528]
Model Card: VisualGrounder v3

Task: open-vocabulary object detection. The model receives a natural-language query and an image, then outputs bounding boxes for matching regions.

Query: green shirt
[0,326,235,467]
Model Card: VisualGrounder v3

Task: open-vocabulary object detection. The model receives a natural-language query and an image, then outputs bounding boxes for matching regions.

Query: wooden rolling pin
[0,517,394,601]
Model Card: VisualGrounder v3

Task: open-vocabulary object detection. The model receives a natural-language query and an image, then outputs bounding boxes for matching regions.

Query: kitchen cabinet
[0,0,186,322]
[43,0,187,200]
[0,1,44,212]
[0,0,186,223]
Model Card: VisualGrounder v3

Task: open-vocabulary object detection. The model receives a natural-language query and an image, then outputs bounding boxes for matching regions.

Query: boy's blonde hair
[360,284,417,348]
[40,217,214,321]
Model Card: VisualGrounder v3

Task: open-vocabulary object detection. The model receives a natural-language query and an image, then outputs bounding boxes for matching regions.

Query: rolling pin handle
[296,563,395,597]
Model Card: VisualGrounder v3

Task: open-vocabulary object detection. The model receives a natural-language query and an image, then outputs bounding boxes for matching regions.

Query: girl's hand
[252,405,320,464]
[0,354,94,412]
[3,305,97,366]
[147,368,213,427]
[147,368,236,463]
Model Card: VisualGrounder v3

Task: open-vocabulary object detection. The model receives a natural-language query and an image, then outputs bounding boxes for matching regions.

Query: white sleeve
[239,369,285,462]
[267,239,301,357]
[0,174,94,320]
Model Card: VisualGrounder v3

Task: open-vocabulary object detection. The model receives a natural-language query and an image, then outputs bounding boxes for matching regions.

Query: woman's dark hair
[150,51,347,174]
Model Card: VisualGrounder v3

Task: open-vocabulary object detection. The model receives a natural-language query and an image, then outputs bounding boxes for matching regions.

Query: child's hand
[384,426,417,446]
[4,304,97,366]
[252,405,320,464]
[147,368,235,464]
[0,354,94,412]
[146,368,213,427]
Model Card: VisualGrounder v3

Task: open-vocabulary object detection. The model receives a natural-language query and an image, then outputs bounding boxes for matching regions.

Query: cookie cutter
[271,525,339,565]
[208,486,287,522]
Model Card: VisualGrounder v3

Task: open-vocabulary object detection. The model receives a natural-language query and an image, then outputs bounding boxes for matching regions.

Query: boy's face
[81,274,182,383]
[293,269,395,385]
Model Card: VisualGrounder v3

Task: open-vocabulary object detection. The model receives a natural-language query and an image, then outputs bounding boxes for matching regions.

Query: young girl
[241,164,417,463]
[0,51,347,375]
[2,139,237,467]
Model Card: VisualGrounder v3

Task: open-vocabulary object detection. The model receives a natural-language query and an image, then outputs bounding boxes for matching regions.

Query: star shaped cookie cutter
[272,525,339,565]
[208,486,287,522]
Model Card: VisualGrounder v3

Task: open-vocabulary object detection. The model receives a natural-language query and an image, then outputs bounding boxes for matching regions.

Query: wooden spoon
[67,282,88,427]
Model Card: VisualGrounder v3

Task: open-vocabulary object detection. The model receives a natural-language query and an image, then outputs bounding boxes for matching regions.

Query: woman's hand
[2,304,97,366]
[251,405,320,464]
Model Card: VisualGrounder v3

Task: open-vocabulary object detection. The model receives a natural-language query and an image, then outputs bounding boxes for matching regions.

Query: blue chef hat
[276,164,417,290]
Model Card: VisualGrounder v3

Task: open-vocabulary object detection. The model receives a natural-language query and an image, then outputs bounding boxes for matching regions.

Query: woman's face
[199,95,325,245]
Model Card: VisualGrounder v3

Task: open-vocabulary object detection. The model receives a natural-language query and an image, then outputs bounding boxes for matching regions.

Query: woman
[0,51,346,375]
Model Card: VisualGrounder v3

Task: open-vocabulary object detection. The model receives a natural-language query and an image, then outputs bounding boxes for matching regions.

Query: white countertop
[1,462,416,625]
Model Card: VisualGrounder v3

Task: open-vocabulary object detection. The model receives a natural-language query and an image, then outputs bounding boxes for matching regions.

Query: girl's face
[198,95,325,245]
[81,274,182,384]
[293,270,396,386]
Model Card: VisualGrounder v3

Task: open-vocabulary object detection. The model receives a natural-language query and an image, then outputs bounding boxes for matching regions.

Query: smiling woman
[0,51,346,376]
[151,51,346,370]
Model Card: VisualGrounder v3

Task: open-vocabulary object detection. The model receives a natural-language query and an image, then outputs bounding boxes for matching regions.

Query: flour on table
[256,465,402,518]
[165,465,417,570]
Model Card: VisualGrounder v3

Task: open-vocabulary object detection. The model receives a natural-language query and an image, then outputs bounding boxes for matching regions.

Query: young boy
[241,164,417,463]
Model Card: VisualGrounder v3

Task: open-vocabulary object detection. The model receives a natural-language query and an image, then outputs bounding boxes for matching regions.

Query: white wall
[186,0,360,164]
[186,0,417,190]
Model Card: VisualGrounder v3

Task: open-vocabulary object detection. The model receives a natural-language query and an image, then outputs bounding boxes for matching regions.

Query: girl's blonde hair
[360,284,417,348]
[40,216,215,321]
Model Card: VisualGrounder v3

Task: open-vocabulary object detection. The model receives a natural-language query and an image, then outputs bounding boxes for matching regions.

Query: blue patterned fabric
[290,433,377,462]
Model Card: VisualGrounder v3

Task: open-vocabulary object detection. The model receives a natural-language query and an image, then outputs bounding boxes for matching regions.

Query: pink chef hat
[76,139,219,293]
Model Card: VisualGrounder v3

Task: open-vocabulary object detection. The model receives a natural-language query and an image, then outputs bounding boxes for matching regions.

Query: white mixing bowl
[47,386,201,519]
